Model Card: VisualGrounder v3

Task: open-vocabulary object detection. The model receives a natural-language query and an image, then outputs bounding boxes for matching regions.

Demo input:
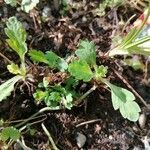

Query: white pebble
[109,135,113,140]
[138,113,147,129]
[76,132,86,148]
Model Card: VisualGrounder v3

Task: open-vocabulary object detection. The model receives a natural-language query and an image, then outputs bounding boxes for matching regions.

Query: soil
[0,1,150,150]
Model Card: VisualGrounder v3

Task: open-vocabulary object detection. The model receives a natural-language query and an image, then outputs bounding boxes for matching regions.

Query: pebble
[76,132,86,148]
[133,146,142,150]
[141,136,150,150]
[138,113,147,129]
[22,22,30,30]
[13,143,22,150]
[108,135,113,140]
[82,16,87,23]
[42,6,51,18]
[132,126,139,133]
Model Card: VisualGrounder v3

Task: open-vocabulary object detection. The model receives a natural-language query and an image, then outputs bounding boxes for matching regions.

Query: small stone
[132,126,139,133]
[138,113,147,129]
[82,16,87,23]
[142,136,150,150]
[42,6,51,18]
[13,143,22,150]
[109,135,113,140]
[133,146,141,150]
[76,132,86,148]
[22,22,29,30]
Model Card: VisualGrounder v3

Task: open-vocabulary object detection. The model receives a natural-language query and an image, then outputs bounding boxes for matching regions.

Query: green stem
[15,107,60,128]
[125,36,150,49]
[42,123,59,150]
[74,85,97,105]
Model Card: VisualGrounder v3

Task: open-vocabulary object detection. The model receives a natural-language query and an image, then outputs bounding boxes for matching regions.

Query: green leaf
[48,92,61,102]
[52,85,66,93]
[21,0,39,13]
[34,83,74,110]
[95,65,108,79]
[68,60,93,82]
[0,127,20,141]
[65,77,79,90]
[43,77,49,88]
[121,28,137,47]
[5,17,27,61]
[109,47,129,56]
[75,40,96,66]
[29,50,49,64]
[45,51,60,68]
[124,58,144,70]
[110,84,135,108]
[33,90,48,101]
[104,80,141,122]
[44,92,61,107]
[128,46,150,56]
[4,0,17,6]
[57,58,68,72]
[0,75,23,102]
[64,93,73,110]
[119,101,141,121]
[29,50,68,71]
[7,63,21,75]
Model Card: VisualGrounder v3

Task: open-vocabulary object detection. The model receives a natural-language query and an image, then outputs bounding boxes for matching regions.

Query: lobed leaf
[45,51,60,68]
[75,40,96,66]
[33,90,48,101]
[29,50,68,71]
[21,0,39,13]
[5,17,27,61]
[0,127,20,141]
[64,93,73,110]
[29,50,49,64]
[95,65,108,79]
[104,80,141,122]
[7,63,21,75]
[68,60,93,82]
[4,0,17,6]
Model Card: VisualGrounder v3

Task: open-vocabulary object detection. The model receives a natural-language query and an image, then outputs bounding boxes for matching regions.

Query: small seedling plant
[109,7,150,56]
[0,17,28,102]
[4,0,39,13]
[29,39,141,122]
[1,16,147,122]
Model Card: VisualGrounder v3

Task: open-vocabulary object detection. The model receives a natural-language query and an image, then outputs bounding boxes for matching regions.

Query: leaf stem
[74,85,97,105]
[15,107,61,128]
[42,123,59,150]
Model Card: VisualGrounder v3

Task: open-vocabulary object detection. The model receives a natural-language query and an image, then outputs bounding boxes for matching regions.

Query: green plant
[0,126,21,149]
[4,0,39,13]
[0,127,20,142]
[109,7,150,56]
[0,15,146,124]
[32,39,141,121]
[94,0,124,16]
[0,17,28,102]
[34,79,75,110]
[68,40,141,121]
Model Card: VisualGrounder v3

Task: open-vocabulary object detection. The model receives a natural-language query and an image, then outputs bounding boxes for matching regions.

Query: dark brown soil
[0,1,150,150]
